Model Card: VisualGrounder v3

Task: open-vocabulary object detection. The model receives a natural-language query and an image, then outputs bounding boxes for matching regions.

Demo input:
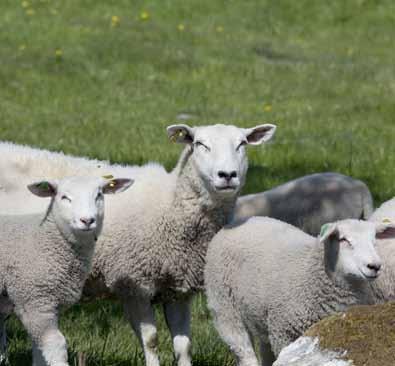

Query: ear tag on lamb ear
[170,129,185,143]
[38,182,50,191]
[320,224,330,237]
[102,174,114,180]
[382,218,392,224]
[109,180,116,188]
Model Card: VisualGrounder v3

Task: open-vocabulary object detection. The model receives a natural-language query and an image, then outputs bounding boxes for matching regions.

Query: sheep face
[28,176,133,240]
[167,123,276,198]
[319,219,395,283]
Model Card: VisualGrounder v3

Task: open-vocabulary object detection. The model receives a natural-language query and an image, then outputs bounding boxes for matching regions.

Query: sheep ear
[167,124,195,144]
[28,180,58,197]
[102,178,134,194]
[375,221,395,239]
[319,223,338,244]
[244,124,276,145]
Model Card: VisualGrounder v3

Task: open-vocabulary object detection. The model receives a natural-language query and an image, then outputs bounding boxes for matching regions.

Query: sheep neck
[40,211,96,274]
[150,148,237,297]
[171,147,236,241]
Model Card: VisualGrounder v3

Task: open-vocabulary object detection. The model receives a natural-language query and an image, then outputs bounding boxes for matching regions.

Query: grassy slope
[1,0,395,364]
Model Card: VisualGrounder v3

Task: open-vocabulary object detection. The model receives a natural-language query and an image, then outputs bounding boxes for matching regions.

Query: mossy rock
[305,301,395,366]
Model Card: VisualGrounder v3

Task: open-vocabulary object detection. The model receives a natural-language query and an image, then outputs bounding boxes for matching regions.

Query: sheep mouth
[215,185,238,192]
[360,269,379,281]
[363,273,379,280]
[81,227,96,232]
[76,227,95,232]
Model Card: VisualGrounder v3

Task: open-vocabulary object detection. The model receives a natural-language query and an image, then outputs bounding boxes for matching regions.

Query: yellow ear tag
[102,174,114,180]
[170,130,184,143]
[109,181,116,188]
[382,218,392,223]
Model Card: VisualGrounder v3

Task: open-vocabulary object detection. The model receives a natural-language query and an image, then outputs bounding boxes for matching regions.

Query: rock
[273,336,352,366]
[305,301,395,366]
[275,302,395,365]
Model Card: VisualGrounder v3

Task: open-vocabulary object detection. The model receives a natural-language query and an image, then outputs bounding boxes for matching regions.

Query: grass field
[1,0,395,364]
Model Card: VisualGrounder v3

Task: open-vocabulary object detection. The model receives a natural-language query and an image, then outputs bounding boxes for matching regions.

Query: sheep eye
[341,237,352,247]
[195,141,210,151]
[61,195,71,202]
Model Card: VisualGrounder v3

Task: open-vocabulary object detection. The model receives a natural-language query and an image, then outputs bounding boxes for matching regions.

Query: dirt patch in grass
[305,301,395,366]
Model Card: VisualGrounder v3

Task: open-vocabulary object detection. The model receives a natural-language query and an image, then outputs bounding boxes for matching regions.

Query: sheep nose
[80,217,95,226]
[217,170,237,181]
[367,262,381,272]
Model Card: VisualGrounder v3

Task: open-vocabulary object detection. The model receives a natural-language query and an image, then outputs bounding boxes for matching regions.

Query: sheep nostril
[80,217,95,226]
[218,171,237,181]
[367,263,381,272]
[218,171,228,179]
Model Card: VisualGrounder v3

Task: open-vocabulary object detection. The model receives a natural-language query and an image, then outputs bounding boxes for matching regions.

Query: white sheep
[0,175,133,366]
[233,172,374,235]
[0,123,277,366]
[0,140,144,215]
[365,198,395,302]
[205,217,392,366]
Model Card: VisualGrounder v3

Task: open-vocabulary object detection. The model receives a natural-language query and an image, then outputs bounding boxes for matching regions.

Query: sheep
[0,140,145,215]
[365,198,395,302]
[233,172,374,235]
[0,123,277,366]
[0,175,133,366]
[205,217,393,366]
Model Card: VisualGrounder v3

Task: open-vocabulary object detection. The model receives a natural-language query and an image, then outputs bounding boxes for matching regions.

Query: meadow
[1,0,395,364]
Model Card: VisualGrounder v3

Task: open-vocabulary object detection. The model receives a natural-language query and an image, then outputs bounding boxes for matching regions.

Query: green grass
[6,296,234,366]
[1,0,395,364]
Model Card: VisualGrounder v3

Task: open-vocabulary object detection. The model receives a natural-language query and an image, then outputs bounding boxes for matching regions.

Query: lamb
[365,198,395,302]
[233,172,374,235]
[205,217,393,366]
[0,175,133,366]
[0,123,277,366]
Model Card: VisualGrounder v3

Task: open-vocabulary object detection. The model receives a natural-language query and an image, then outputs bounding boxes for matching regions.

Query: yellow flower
[216,26,224,33]
[111,15,120,27]
[177,24,185,31]
[140,11,149,21]
[22,1,29,8]
[263,104,272,112]
[55,49,63,58]
[19,44,26,51]
[26,8,35,15]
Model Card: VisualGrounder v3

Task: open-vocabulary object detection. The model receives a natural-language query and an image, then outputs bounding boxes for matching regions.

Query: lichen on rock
[305,301,395,366]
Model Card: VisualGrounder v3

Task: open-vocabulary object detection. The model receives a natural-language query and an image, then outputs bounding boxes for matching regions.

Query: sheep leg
[210,302,259,366]
[123,296,160,366]
[258,340,275,366]
[32,341,46,366]
[0,314,7,365]
[163,299,192,366]
[16,308,68,366]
